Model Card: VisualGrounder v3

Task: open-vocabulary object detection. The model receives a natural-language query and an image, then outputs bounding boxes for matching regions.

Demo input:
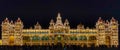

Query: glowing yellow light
[9,36,14,43]
[0,40,2,45]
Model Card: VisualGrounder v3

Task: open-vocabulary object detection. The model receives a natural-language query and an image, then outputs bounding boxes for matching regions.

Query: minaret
[55,13,63,27]
[96,17,106,46]
[14,17,23,45]
[2,17,10,45]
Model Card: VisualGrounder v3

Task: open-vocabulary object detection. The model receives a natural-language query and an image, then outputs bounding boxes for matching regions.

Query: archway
[89,36,96,41]
[79,36,87,41]
[88,36,97,47]
[9,36,14,45]
[54,35,64,46]
[105,36,111,45]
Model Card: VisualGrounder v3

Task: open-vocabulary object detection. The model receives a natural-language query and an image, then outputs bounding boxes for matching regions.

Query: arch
[57,36,62,41]
[70,36,77,40]
[41,36,49,41]
[32,36,40,41]
[89,36,96,41]
[54,35,63,41]
[23,36,30,41]
[79,36,87,40]
[9,36,14,44]
[105,36,111,45]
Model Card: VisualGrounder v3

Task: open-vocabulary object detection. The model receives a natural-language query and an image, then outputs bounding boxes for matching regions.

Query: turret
[49,19,55,29]
[109,17,119,47]
[15,17,23,29]
[3,17,9,23]
[1,17,10,45]
[77,23,84,29]
[55,13,64,28]
[64,19,70,29]
[34,22,41,29]
[14,17,23,45]
[96,17,106,46]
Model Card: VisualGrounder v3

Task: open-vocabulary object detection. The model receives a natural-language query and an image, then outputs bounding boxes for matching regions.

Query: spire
[34,22,41,29]
[10,20,13,24]
[106,20,109,24]
[64,19,69,25]
[77,23,84,29]
[98,17,103,22]
[57,13,61,19]
[111,17,116,22]
[65,19,69,23]
[4,17,9,22]
[17,17,21,22]
[55,13,63,26]
[50,19,54,24]
[36,22,39,25]
[5,17,8,20]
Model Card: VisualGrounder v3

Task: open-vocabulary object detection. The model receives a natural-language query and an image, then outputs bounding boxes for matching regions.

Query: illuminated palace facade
[1,13,119,47]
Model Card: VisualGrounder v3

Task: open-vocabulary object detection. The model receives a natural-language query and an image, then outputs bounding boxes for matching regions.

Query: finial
[98,17,102,20]
[10,20,13,24]
[111,17,116,22]
[50,19,54,24]
[111,17,115,20]
[36,22,39,25]
[5,17,8,20]
[4,17,9,22]
[98,17,103,22]
[112,17,114,19]
[57,13,61,18]
[65,19,68,22]
[17,17,21,22]
[106,20,109,24]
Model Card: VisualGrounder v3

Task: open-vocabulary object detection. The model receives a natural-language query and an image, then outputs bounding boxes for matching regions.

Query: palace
[1,13,119,47]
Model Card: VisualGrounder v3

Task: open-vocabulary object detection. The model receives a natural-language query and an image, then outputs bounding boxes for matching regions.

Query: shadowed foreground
[0,45,119,50]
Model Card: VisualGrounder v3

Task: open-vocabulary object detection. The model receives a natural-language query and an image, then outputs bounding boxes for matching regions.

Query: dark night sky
[0,0,120,46]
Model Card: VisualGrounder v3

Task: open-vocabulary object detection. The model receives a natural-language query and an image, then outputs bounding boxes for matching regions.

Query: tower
[49,19,55,29]
[9,20,15,45]
[49,19,55,33]
[55,13,64,29]
[104,20,111,47]
[1,17,10,45]
[96,17,106,46]
[64,19,70,33]
[64,19,70,29]
[14,18,23,45]
[110,17,119,47]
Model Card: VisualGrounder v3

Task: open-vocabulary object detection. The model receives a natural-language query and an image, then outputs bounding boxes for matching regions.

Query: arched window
[23,36,30,41]
[32,36,40,41]
[70,36,77,40]
[89,36,96,41]
[41,36,49,41]
[79,36,87,40]
[105,36,111,45]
